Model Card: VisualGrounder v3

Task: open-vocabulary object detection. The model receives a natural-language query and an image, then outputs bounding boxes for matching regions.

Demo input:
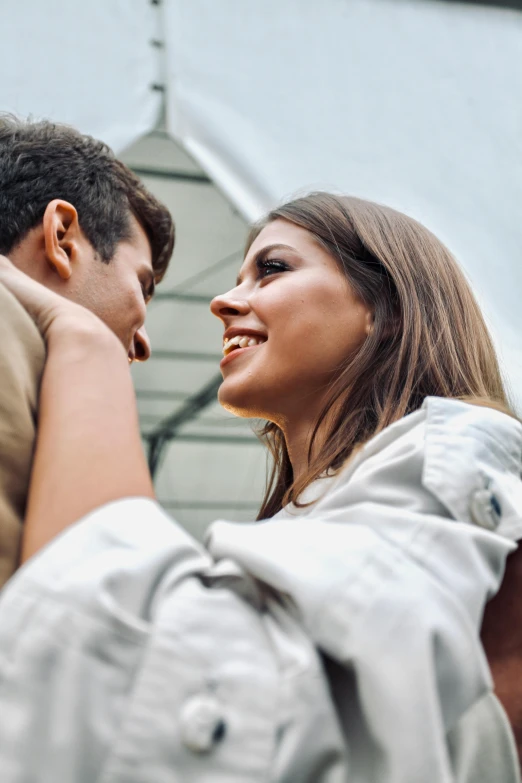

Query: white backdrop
[0,0,161,152]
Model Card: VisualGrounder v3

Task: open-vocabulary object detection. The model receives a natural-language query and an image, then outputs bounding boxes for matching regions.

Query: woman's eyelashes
[256,257,291,280]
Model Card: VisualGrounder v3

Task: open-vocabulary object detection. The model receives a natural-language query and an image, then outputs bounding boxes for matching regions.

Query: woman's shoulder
[312,396,522,542]
[422,396,521,450]
[421,397,522,540]
[348,396,522,479]
[359,396,521,464]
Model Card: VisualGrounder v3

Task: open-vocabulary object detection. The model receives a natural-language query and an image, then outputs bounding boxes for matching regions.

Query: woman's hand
[0,254,108,343]
[0,255,154,562]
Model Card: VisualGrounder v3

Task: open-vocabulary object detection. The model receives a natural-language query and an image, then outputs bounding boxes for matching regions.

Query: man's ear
[42,200,82,281]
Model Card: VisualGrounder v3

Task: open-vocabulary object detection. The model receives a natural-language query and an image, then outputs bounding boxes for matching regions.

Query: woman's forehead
[245,218,320,263]
[247,219,312,255]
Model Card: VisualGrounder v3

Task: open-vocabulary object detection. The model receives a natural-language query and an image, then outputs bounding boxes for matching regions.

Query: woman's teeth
[223,335,264,356]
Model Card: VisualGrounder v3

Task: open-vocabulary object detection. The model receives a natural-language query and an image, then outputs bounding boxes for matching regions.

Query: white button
[470,488,502,531]
[180,694,226,753]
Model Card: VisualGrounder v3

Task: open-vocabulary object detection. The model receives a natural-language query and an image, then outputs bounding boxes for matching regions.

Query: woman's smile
[220,339,265,368]
[220,327,268,368]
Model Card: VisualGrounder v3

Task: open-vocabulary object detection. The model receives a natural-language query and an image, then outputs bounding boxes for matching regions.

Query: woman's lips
[220,343,262,369]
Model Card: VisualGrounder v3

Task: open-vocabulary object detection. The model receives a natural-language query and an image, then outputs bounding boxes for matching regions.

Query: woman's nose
[133,326,151,362]
[210,291,250,320]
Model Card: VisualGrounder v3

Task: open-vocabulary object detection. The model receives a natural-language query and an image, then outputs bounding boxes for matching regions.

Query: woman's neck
[283,421,313,485]
[281,391,344,485]
[282,414,331,485]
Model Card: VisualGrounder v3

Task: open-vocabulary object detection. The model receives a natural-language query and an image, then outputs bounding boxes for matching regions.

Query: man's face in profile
[9,208,156,363]
[66,216,155,362]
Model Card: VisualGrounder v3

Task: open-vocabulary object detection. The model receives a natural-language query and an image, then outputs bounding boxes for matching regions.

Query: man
[0,114,174,585]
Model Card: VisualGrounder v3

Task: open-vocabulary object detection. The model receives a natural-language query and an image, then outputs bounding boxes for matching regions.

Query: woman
[0,192,520,783]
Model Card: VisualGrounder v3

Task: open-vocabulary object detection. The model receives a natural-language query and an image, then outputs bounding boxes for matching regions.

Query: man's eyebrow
[235,243,296,286]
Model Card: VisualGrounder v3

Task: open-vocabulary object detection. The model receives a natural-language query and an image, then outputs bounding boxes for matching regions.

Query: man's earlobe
[42,200,81,281]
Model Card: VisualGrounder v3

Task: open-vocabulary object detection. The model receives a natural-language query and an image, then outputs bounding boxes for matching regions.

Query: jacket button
[180,694,227,753]
[470,488,502,531]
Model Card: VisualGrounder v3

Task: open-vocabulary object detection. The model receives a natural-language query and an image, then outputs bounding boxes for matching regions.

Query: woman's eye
[256,259,289,279]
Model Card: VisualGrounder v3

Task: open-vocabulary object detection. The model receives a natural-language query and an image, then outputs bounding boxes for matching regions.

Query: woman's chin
[217,381,268,419]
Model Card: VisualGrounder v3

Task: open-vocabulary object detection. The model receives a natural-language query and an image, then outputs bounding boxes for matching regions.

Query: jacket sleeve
[207,398,522,783]
[0,499,296,783]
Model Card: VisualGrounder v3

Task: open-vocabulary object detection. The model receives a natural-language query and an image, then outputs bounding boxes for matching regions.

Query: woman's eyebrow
[235,243,296,286]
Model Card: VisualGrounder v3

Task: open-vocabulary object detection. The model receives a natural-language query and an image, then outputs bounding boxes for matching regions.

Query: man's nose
[133,326,151,362]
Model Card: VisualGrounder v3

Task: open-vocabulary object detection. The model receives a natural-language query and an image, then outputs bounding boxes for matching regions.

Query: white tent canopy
[1,0,521,535]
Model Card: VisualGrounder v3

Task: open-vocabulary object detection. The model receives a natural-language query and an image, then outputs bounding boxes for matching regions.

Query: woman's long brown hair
[248,193,513,519]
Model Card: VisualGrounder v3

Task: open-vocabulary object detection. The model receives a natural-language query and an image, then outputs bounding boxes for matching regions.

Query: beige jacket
[0,284,44,586]
[0,397,520,781]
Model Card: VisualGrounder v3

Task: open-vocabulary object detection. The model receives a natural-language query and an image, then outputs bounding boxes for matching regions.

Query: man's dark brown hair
[0,115,174,281]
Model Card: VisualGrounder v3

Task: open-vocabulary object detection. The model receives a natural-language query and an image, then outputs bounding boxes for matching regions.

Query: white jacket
[0,397,520,782]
